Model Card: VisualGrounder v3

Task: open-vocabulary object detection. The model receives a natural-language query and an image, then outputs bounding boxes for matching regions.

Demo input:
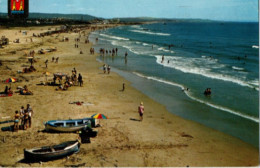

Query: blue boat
[44,118,95,133]
[24,140,80,162]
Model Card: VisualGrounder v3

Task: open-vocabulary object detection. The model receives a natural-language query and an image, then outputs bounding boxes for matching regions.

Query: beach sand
[0,25,258,167]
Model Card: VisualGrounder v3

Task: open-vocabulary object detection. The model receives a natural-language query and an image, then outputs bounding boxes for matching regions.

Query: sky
[0,0,258,22]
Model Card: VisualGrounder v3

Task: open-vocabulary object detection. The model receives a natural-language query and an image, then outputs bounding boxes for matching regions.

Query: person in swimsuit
[14,111,20,132]
[27,104,33,128]
[103,64,107,74]
[107,65,111,74]
[20,106,25,127]
[138,102,145,121]
[23,110,29,130]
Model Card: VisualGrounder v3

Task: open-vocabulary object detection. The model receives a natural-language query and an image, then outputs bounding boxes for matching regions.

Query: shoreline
[0,24,258,167]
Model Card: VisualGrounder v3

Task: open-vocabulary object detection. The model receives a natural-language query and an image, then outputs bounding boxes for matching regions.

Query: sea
[89,21,259,147]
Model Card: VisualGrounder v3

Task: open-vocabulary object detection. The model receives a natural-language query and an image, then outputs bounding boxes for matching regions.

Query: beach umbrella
[91,113,108,119]
[5,78,16,83]
[5,77,17,87]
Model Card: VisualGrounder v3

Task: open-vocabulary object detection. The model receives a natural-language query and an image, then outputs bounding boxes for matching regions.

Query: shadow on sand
[130,118,141,122]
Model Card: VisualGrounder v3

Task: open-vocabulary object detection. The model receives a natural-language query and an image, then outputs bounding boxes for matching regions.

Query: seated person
[63,83,69,90]
[8,87,13,94]
[29,66,36,72]
[58,84,63,90]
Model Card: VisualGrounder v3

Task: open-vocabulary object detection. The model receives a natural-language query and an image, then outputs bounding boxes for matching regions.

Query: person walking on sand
[14,110,20,132]
[122,83,125,92]
[103,64,107,74]
[45,59,48,68]
[138,102,144,121]
[107,65,111,74]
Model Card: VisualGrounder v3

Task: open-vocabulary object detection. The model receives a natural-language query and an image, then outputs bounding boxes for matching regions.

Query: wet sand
[0,25,258,167]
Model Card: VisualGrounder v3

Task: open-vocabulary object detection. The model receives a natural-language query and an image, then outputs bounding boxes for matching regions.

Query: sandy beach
[0,24,258,167]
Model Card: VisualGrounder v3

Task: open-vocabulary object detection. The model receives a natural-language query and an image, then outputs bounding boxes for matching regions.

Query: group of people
[204,88,212,95]
[54,68,83,91]
[71,68,83,87]
[23,65,36,73]
[102,64,111,74]
[99,48,118,57]
[14,104,34,132]
[51,56,59,63]
[90,48,95,55]
[74,43,79,48]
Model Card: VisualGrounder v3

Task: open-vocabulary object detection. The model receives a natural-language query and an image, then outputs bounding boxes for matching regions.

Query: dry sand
[0,25,258,167]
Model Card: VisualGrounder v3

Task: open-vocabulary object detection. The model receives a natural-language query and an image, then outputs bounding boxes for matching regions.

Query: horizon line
[0,12,258,23]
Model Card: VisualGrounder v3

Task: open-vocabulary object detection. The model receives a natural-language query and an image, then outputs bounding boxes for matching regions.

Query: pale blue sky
[0,0,258,21]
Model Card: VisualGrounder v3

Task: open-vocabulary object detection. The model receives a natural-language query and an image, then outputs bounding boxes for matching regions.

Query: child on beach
[138,102,144,121]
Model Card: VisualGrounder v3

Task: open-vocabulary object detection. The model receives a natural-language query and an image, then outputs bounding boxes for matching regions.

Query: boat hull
[45,118,94,133]
[45,124,88,132]
[24,140,80,162]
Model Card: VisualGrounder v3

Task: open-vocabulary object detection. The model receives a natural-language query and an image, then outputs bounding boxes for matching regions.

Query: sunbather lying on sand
[19,85,33,95]
[69,101,94,106]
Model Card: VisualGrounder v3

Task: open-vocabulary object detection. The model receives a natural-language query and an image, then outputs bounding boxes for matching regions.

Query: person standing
[23,110,29,130]
[78,73,83,87]
[107,65,111,74]
[122,83,125,92]
[138,102,144,121]
[103,64,107,73]
[45,59,48,68]
[26,104,33,128]
[20,106,25,128]
[14,111,20,132]
[161,55,164,63]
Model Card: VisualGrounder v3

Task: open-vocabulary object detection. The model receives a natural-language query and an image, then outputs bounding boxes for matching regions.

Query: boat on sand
[24,140,80,162]
[44,118,95,133]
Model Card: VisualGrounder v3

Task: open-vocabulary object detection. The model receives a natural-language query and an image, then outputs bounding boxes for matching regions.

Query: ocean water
[89,22,259,147]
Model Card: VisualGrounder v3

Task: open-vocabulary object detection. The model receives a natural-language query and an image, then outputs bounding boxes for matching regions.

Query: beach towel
[0,93,13,97]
